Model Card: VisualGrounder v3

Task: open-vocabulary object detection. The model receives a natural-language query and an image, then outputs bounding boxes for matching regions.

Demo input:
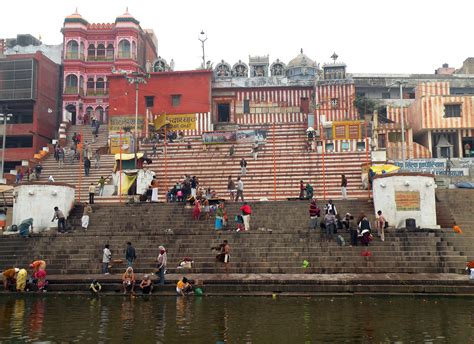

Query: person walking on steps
[236,177,245,202]
[84,157,91,176]
[51,207,66,233]
[98,176,105,196]
[89,183,96,204]
[341,174,348,200]
[102,244,112,274]
[125,242,137,267]
[240,158,247,176]
[156,246,167,285]
[81,202,92,231]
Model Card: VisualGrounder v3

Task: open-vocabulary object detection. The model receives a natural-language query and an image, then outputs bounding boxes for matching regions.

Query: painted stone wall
[372,174,438,229]
[13,183,75,230]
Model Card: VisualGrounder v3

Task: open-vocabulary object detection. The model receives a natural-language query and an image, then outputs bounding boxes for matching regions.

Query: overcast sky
[2,0,472,74]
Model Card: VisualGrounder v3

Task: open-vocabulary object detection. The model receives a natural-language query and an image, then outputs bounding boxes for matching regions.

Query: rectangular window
[388,132,402,143]
[0,135,33,148]
[408,92,415,99]
[444,104,461,118]
[300,97,309,113]
[145,96,154,108]
[171,95,181,107]
[382,92,391,99]
[378,133,386,148]
[243,99,250,114]
[324,127,333,140]
[356,92,366,98]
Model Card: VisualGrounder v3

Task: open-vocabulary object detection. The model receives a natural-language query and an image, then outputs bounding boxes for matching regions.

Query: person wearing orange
[30,260,46,273]
[2,268,19,291]
[176,277,193,296]
[453,223,463,234]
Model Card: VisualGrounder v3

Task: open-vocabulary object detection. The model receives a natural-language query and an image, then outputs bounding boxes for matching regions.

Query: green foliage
[354,96,379,119]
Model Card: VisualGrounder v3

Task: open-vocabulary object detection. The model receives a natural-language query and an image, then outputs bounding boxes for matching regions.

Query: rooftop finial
[126,6,129,13]
[74,7,78,14]
[300,48,303,54]
[331,52,339,63]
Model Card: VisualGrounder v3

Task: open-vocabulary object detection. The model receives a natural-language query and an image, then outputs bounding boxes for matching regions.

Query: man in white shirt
[236,177,244,202]
[102,244,112,275]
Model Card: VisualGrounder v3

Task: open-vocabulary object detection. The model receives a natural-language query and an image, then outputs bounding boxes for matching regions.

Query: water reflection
[0,295,472,343]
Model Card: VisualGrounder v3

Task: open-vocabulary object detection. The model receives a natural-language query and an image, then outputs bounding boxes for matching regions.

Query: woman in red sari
[192,200,201,220]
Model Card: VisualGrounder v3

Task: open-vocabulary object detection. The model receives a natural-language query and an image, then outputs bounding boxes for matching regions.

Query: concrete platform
[4,273,474,296]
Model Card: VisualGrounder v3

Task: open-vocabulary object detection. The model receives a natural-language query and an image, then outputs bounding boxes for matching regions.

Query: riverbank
[3,273,474,295]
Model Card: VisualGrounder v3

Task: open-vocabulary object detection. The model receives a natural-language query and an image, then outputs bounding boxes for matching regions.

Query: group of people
[2,259,47,292]
[14,164,43,183]
[308,199,387,248]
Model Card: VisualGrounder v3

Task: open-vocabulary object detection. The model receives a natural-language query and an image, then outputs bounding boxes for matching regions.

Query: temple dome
[64,9,88,25]
[115,8,140,25]
[287,49,316,68]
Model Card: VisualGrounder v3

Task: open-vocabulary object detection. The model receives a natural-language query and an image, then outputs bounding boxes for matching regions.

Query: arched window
[79,75,84,94]
[132,41,137,60]
[65,74,78,94]
[87,77,95,95]
[66,40,79,59]
[87,44,96,60]
[96,78,105,95]
[95,106,104,122]
[86,106,94,116]
[118,39,131,58]
[80,42,85,59]
[106,44,114,60]
[96,44,105,59]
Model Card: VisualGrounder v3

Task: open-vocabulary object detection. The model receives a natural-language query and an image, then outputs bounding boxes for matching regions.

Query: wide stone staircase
[142,123,370,201]
[0,200,467,277]
[435,189,474,261]
[39,124,116,203]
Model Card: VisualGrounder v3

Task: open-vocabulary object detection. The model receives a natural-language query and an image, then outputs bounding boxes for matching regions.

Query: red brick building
[0,51,61,173]
[108,70,213,135]
[61,10,158,125]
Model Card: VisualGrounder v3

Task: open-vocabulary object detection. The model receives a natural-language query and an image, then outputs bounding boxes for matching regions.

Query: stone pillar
[457,130,463,157]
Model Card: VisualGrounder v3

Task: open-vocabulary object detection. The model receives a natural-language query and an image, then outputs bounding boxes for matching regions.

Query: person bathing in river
[122,267,135,294]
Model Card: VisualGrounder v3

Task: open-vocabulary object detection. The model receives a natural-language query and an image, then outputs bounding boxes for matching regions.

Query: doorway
[66,104,77,125]
[218,103,230,122]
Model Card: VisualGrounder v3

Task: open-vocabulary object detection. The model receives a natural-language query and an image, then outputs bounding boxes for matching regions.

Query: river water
[0,294,473,343]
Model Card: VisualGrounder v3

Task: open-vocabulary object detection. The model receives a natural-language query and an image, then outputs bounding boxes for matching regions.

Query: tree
[354,96,379,119]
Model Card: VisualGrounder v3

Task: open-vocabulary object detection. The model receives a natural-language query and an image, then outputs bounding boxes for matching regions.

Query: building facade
[0,52,61,173]
[211,51,317,127]
[61,10,157,125]
[108,70,212,136]
[408,81,474,158]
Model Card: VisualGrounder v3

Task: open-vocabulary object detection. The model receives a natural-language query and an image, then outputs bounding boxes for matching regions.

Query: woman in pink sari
[192,200,201,220]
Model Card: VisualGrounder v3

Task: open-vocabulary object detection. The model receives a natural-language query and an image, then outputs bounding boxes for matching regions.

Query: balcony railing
[65,53,85,61]
[86,56,114,62]
[64,87,79,95]
[86,89,109,96]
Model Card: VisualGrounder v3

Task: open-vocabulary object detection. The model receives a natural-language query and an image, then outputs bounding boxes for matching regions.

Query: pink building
[61,10,157,125]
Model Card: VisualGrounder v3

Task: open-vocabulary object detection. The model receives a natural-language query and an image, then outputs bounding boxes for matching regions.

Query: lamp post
[198,30,207,69]
[0,113,13,180]
[397,80,407,169]
[111,69,148,156]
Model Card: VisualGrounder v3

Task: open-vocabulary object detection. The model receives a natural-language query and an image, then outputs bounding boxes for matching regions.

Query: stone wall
[13,183,75,230]
[373,173,438,228]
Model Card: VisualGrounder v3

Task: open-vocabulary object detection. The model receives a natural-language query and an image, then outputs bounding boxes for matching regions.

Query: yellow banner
[154,115,167,130]
[154,114,196,131]
[109,135,133,155]
[109,116,145,134]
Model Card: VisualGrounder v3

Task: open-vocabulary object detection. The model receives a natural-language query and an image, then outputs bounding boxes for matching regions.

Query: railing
[86,89,109,96]
[86,56,114,62]
[65,53,85,61]
[64,87,79,95]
